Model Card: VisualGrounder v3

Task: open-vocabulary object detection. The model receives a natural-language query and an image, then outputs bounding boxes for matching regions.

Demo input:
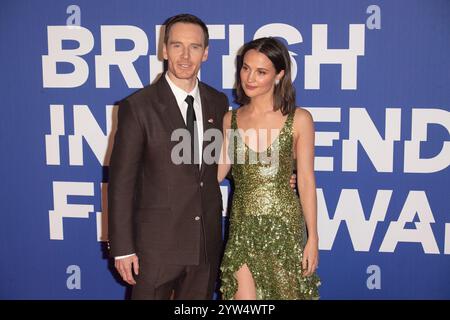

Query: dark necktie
[185,95,198,166]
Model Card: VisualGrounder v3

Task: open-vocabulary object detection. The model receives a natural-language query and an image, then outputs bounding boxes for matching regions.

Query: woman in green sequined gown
[218,38,321,300]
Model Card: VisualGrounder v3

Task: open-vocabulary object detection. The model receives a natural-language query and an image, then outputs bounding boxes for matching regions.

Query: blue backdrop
[1,0,449,299]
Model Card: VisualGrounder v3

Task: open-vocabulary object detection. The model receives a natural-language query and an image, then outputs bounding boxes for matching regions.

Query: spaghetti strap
[231,109,238,130]
[286,110,295,136]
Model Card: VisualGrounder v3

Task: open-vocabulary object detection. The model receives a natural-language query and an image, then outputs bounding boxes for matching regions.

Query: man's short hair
[163,13,209,47]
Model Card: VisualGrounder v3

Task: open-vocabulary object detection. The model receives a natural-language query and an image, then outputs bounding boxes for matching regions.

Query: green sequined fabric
[220,109,321,300]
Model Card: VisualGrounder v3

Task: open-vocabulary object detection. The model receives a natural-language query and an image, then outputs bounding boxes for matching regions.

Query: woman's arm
[217,111,232,182]
[294,108,319,277]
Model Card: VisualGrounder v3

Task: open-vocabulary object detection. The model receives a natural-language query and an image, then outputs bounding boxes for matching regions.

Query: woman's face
[240,49,284,100]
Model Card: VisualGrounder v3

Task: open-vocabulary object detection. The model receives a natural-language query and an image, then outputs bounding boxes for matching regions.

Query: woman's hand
[302,238,319,277]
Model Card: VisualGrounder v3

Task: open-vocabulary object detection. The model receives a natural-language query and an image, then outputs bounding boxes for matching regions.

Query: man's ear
[202,46,209,62]
[162,43,168,60]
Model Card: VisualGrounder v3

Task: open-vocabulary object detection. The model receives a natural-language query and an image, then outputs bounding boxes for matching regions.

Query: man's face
[163,22,209,85]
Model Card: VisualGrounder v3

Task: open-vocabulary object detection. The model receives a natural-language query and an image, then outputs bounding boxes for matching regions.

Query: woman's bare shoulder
[293,107,313,127]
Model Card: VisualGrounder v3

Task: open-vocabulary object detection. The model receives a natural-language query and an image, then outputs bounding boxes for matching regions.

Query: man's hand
[289,173,297,190]
[115,254,139,285]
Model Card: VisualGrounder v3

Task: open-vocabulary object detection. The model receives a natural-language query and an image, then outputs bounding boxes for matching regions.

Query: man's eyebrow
[169,40,204,47]
[188,42,204,48]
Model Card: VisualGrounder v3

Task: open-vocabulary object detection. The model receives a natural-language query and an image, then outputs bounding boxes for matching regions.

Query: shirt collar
[165,72,200,107]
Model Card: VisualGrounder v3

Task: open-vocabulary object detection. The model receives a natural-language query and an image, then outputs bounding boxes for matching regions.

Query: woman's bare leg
[234,264,257,300]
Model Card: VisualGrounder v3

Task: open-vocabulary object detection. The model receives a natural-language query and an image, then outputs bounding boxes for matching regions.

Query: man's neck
[166,71,197,93]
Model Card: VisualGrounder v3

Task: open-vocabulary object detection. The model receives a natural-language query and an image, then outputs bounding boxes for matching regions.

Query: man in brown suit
[107,14,228,299]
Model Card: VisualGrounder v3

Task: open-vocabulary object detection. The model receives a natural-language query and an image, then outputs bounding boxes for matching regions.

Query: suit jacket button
[200,182,204,187]
[194,216,200,221]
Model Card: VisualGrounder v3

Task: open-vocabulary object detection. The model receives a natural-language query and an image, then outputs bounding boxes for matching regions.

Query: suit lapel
[155,74,187,133]
[199,82,216,179]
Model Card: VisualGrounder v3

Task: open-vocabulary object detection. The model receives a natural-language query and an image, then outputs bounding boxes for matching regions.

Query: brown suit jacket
[108,74,229,266]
